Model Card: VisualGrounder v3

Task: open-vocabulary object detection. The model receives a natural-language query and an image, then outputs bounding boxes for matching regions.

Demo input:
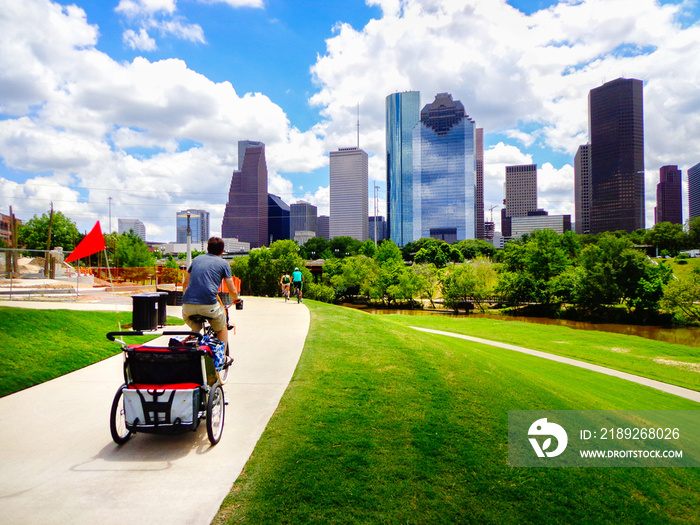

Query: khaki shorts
[182,302,227,332]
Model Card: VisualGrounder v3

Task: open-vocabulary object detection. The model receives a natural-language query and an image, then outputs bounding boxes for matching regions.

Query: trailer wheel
[110,385,132,445]
[206,382,225,445]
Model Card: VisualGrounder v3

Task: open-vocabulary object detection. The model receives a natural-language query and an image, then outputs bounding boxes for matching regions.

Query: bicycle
[292,282,302,304]
[281,284,290,302]
[185,300,235,384]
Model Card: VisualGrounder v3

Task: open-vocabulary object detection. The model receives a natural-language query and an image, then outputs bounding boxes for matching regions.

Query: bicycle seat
[188,314,212,323]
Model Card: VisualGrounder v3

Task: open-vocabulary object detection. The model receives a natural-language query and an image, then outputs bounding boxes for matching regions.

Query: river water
[351,306,700,347]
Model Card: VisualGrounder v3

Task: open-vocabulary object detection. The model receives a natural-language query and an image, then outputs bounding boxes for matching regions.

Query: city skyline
[1,0,700,241]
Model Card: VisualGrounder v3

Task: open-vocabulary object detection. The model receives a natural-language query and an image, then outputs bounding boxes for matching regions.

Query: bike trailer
[107,331,225,444]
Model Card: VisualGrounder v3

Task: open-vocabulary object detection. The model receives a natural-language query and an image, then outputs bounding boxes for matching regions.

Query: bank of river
[347,305,700,347]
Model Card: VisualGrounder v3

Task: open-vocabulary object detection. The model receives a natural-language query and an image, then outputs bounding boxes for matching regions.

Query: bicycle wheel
[206,382,225,445]
[110,385,132,445]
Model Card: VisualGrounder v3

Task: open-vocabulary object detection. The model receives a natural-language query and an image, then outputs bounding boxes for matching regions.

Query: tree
[414,238,462,268]
[374,240,403,265]
[115,231,155,267]
[329,236,361,258]
[497,229,571,307]
[19,211,80,251]
[645,222,685,256]
[412,263,443,308]
[357,239,377,257]
[452,239,496,260]
[441,258,498,313]
[299,237,329,259]
[661,271,700,322]
[686,217,700,249]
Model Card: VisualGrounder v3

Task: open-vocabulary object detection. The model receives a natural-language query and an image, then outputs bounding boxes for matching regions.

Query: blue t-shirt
[292,270,303,283]
[183,253,232,305]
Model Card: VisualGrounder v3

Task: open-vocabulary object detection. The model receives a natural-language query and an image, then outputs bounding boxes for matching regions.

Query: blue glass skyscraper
[412,93,476,242]
[386,91,420,247]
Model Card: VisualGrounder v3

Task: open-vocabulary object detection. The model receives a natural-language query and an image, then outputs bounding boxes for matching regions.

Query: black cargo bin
[132,293,158,331]
[155,291,168,327]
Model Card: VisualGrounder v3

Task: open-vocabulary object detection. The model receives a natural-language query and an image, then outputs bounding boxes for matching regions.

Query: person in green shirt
[280,272,291,300]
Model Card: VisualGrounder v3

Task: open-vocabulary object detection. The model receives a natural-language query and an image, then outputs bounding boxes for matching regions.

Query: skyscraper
[268,194,290,243]
[655,165,683,225]
[505,164,538,219]
[221,140,268,248]
[574,144,591,234]
[386,91,420,246]
[475,127,485,239]
[290,201,318,238]
[330,147,369,241]
[412,93,477,243]
[119,218,147,241]
[317,215,330,240]
[589,78,645,233]
[689,162,700,220]
[176,210,209,245]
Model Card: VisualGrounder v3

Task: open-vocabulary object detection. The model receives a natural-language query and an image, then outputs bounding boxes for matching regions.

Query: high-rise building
[655,165,683,225]
[290,201,318,238]
[317,215,330,240]
[176,210,209,246]
[688,162,700,220]
[268,194,290,243]
[475,128,485,239]
[221,140,268,248]
[574,144,592,234]
[589,78,645,233]
[330,147,369,241]
[412,92,477,242]
[386,91,420,246]
[119,218,147,241]
[369,216,388,243]
[505,164,538,219]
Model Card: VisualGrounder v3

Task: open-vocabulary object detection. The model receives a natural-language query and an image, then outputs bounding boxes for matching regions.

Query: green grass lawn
[0,307,182,397]
[387,314,700,392]
[654,256,700,279]
[215,301,700,525]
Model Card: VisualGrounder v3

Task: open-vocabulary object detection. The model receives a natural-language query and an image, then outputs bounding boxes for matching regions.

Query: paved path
[411,327,700,403]
[0,296,310,525]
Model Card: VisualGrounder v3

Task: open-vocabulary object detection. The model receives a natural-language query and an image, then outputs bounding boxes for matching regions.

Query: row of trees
[232,230,700,324]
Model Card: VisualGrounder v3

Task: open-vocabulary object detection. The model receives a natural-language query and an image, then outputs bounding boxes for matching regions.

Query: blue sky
[1,0,699,241]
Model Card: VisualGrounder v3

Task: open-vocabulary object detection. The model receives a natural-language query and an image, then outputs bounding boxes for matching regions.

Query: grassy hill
[215,302,700,524]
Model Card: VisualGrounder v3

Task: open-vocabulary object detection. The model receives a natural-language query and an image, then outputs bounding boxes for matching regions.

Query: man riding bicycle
[182,237,240,351]
[292,266,304,302]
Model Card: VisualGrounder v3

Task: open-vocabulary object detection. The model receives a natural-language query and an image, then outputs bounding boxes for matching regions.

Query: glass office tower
[176,209,209,245]
[689,162,700,220]
[412,93,476,242]
[589,78,645,233]
[386,91,420,246]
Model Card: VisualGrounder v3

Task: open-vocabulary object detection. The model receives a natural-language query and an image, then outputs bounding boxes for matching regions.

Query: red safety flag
[65,221,106,263]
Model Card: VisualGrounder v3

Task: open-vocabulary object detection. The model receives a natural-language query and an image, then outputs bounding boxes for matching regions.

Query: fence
[0,249,192,300]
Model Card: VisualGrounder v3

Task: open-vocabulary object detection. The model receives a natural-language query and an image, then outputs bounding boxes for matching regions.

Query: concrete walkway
[411,327,700,404]
[0,296,310,525]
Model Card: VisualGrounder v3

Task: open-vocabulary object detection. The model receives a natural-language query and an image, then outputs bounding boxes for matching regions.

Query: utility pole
[108,197,112,233]
[373,182,379,247]
[45,202,54,278]
[186,211,192,268]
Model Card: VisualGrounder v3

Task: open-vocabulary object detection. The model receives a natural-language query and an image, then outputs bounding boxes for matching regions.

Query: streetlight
[186,212,192,268]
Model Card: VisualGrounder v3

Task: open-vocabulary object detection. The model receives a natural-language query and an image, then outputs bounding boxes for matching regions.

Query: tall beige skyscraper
[330,147,369,241]
[505,164,538,218]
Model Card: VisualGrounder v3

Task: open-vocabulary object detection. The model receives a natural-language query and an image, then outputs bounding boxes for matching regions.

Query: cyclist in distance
[280,271,291,299]
[292,266,304,302]
[182,237,240,350]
